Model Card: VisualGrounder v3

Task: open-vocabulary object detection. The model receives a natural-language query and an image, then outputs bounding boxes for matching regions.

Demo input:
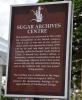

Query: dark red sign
[6,1,72,99]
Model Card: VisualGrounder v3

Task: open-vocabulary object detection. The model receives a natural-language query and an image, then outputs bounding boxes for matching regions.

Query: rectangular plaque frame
[5,1,72,99]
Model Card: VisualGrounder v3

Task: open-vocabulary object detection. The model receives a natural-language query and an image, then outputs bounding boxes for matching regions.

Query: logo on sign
[31,6,43,22]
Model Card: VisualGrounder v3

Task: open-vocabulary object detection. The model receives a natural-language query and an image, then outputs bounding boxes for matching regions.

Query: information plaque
[6,1,72,99]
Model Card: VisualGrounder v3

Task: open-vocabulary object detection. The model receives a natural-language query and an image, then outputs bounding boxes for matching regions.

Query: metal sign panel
[6,1,72,99]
